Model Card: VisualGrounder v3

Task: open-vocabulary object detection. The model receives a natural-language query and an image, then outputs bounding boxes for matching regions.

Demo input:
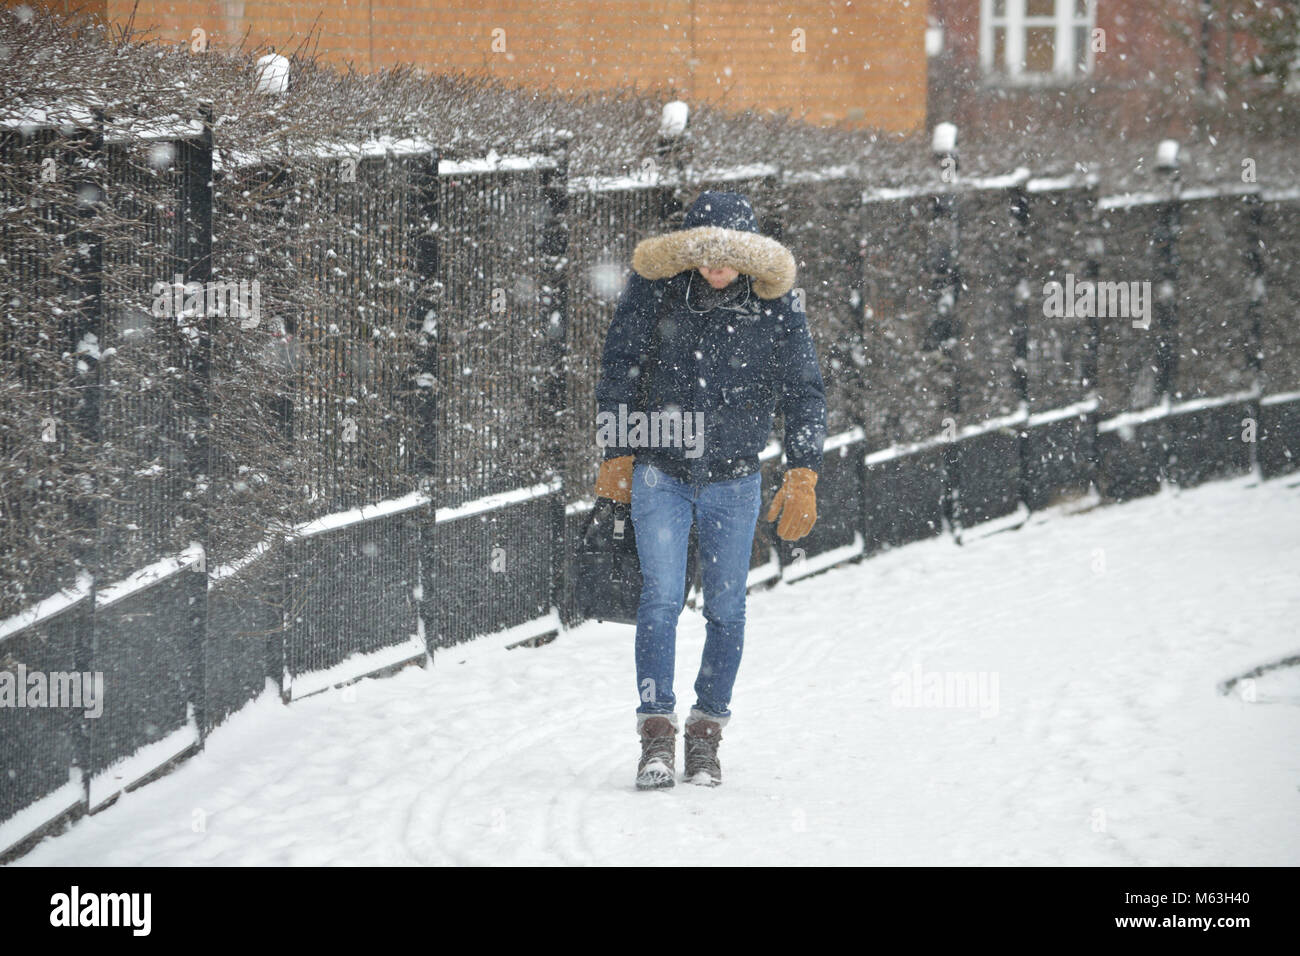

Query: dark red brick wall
[11,0,927,132]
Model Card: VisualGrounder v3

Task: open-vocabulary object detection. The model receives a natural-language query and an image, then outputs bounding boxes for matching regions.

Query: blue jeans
[631,461,762,722]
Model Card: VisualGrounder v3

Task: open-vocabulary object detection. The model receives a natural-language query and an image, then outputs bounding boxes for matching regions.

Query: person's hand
[594,455,635,504]
[766,467,817,541]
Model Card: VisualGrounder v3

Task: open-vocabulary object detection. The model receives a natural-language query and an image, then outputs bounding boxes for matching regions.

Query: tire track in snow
[545,736,627,865]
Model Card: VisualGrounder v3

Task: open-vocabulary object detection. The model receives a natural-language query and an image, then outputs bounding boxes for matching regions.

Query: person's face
[698,265,739,289]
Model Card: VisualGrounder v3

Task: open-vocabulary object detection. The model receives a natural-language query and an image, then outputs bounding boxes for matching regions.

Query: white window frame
[980,0,1096,85]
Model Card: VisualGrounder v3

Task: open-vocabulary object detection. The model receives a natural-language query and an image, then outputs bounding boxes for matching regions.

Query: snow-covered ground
[11,473,1300,866]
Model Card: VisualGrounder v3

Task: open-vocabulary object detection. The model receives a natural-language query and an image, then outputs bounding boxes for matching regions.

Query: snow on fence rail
[1,104,207,144]
[212,139,564,173]
[0,574,92,645]
[1096,390,1261,434]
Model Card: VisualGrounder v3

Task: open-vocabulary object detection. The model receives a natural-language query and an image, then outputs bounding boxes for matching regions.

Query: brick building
[12,0,929,133]
[926,0,1282,140]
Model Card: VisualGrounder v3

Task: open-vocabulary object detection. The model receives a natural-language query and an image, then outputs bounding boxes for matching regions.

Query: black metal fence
[4,113,1300,860]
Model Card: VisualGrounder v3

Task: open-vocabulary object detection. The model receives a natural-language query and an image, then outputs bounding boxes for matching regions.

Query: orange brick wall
[16,0,927,132]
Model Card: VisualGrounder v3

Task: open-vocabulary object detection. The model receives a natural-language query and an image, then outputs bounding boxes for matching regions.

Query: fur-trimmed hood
[631,191,796,300]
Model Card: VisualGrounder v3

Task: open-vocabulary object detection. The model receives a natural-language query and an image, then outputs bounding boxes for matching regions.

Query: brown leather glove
[766,467,818,541]
[594,455,635,504]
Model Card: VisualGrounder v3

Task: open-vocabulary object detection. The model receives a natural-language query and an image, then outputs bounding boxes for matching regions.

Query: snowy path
[12,475,1300,866]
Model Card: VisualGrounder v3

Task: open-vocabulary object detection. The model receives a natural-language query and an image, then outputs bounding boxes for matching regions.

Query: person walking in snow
[593,190,827,789]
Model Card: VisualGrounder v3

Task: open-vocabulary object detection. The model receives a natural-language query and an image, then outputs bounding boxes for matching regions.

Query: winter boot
[636,714,677,790]
[683,710,724,786]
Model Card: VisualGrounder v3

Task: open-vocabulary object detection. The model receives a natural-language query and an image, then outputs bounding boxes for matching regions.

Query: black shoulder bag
[574,278,700,624]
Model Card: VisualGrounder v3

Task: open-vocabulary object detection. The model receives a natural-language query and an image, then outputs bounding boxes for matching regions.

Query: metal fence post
[1009,186,1031,408]
[851,187,873,549]
[1083,225,1104,487]
[655,101,690,222]
[1242,190,1266,474]
[762,167,784,241]
[540,136,571,620]
[1155,148,1182,402]
[411,148,441,658]
[67,111,106,802]
[1082,234,1103,398]
[1009,184,1033,509]
[1243,192,1265,389]
[180,104,214,736]
[67,114,106,578]
[928,136,963,536]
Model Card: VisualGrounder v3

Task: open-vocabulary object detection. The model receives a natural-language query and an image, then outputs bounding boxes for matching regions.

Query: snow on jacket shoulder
[594,191,827,482]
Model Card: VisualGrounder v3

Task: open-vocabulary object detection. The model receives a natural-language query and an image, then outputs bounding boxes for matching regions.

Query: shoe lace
[641,732,675,770]
[684,732,720,774]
